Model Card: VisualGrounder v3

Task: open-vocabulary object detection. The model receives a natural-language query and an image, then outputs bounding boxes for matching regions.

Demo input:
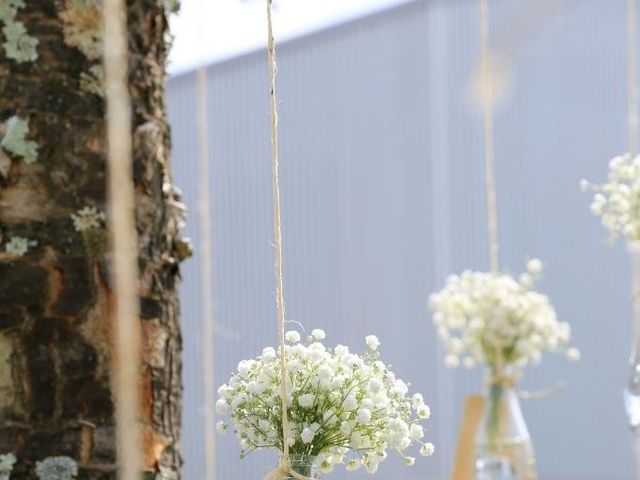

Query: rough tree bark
[0,1,186,478]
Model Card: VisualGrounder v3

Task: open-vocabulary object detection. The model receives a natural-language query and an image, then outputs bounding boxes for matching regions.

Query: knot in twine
[486,369,520,389]
[263,456,314,480]
[486,368,565,400]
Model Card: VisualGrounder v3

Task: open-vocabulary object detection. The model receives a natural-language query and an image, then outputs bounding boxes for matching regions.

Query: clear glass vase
[625,250,640,433]
[280,455,320,479]
[475,370,537,480]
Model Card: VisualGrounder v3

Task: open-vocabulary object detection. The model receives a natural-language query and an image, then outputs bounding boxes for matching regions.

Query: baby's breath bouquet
[429,259,579,371]
[216,329,434,477]
[583,153,640,433]
[429,260,578,478]
[582,153,640,246]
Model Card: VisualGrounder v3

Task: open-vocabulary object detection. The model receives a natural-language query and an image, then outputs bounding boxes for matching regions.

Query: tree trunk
[0,1,185,478]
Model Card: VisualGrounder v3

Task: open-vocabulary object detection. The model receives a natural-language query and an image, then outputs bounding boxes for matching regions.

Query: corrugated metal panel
[168,1,635,478]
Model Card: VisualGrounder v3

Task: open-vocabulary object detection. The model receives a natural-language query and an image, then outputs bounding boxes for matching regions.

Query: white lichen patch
[1,116,38,165]
[0,0,39,63]
[35,456,78,480]
[59,0,102,60]
[5,236,36,257]
[0,452,16,476]
[71,206,105,232]
[79,64,104,98]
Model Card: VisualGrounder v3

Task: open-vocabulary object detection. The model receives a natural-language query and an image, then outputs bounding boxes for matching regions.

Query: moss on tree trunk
[0,1,185,478]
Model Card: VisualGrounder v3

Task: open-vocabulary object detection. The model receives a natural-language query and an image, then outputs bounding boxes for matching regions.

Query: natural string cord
[480,0,500,274]
[263,1,312,479]
[197,64,217,480]
[103,0,141,478]
[625,1,640,479]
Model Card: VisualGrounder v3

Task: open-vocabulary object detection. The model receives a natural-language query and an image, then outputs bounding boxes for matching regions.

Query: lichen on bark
[0,1,185,478]
[0,0,38,63]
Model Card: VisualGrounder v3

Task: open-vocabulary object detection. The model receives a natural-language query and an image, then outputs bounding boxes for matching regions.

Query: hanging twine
[263,2,313,479]
[628,0,639,156]
[103,0,142,478]
[196,65,217,480]
[479,0,500,274]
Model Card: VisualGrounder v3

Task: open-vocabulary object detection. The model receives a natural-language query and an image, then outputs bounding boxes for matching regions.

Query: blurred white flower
[429,262,577,370]
[365,335,380,350]
[285,330,301,343]
[583,153,640,246]
[311,328,326,340]
[420,442,435,457]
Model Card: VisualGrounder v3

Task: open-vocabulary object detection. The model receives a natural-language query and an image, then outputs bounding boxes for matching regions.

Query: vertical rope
[197,66,217,480]
[629,0,639,156]
[103,0,141,478]
[261,6,312,479]
[266,0,292,470]
[626,3,640,479]
[479,0,500,274]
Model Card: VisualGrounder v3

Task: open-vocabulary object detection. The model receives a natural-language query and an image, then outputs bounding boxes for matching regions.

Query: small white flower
[215,398,229,415]
[285,330,301,343]
[334,344,349,356]
[417,405,431,419]
[367,378,383,394]
[261,347,276,359]
[340,421,353,436]
[343,395,357,411]
[566,347,581,361]
[409,424,424,441]
[356,408,372,425]
[298,393,316,408]
[301,427,316,444]
[216,421,227,433]
[365,335,380,350]
[311,328,326,340]
[404,456,416,466]
[579,179,589,191]
[420,442,435,457]
[346,459,361,471]
[526,258,543,275]
[444,355,459,368]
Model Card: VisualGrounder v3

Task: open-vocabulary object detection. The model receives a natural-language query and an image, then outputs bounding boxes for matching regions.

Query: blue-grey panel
[167,0,636,478]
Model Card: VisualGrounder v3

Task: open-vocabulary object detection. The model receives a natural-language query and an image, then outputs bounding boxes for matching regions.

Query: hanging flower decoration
[429,260,579,371]
[216,329,434,474]
[581,153,640,246]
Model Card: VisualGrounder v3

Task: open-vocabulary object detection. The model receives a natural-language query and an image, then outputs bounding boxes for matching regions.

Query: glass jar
[280,455,320,479]
[475,369,537,480]
[624,250,640,433]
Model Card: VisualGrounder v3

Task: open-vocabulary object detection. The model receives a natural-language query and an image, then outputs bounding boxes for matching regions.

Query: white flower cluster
[216,329,434,474]
[35,456,77,480]
[582,153,640,246]
[429,260,579,369]
[71,206,105,232]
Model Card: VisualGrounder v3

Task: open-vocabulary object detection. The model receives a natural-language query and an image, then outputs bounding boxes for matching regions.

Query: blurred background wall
[167,0,635,478]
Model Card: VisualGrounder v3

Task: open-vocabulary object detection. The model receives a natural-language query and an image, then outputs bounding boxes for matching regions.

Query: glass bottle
[624,250,640,433]
[281,455,320,479]
[475,369,537,480]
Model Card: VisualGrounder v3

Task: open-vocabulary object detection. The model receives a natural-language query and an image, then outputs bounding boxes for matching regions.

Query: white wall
[168,1,636,478]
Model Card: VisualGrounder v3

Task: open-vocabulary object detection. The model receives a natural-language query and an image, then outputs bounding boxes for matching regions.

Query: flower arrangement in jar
[216,329,434,478]
[429,260,578,479]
